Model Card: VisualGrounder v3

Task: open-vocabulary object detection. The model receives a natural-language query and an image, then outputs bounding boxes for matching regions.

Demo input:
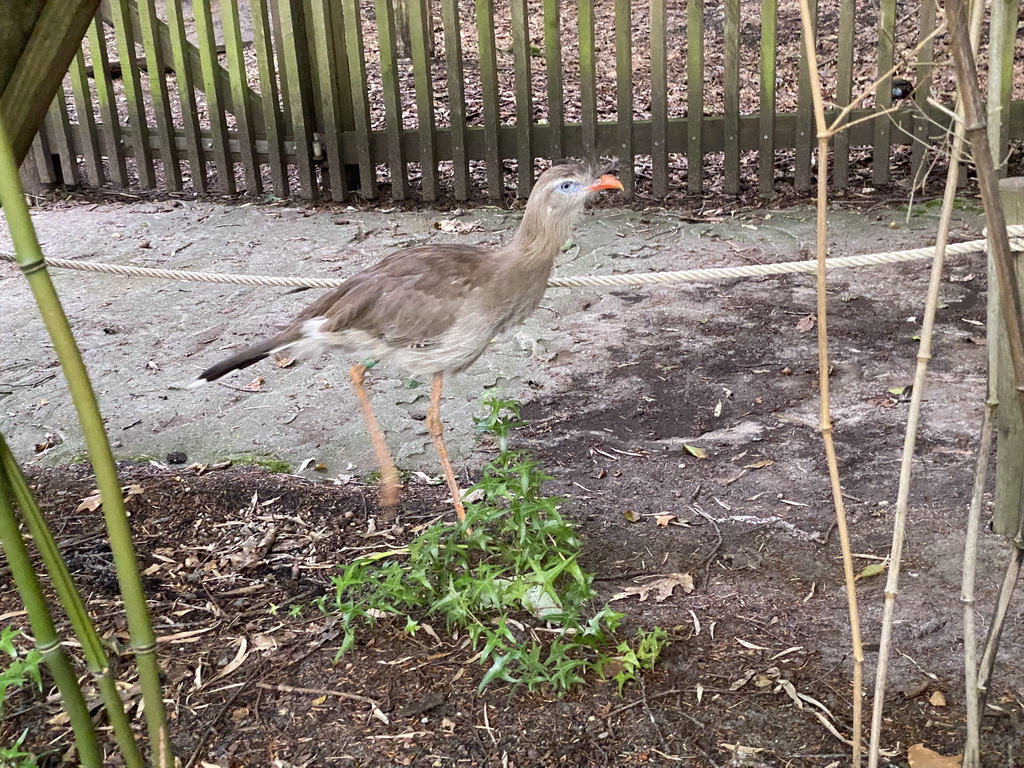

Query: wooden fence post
[993,177,1024,538]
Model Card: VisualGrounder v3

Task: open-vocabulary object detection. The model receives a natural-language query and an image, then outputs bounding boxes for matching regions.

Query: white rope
[4,226,1020,290]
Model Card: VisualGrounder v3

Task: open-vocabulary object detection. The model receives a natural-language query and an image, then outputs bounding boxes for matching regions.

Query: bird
[891,78,915,100]
[193,161,624,521]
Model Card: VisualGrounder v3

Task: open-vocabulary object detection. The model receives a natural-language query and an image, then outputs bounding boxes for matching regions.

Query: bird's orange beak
[587,174,624,192]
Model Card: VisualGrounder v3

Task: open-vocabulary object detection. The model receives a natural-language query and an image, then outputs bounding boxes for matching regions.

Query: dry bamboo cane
[864,59,981,768]
[944,0,1024,755]
[796,0,864,763]
[962,402,996,768]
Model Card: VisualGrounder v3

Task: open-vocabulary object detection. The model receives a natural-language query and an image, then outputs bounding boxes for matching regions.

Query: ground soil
[2,190,1023,768]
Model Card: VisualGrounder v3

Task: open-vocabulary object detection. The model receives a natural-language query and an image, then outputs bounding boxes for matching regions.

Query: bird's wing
[294,244,500,348]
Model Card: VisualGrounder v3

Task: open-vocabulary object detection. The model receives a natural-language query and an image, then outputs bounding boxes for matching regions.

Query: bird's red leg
[427,373,466,522]
[349,363,400,508]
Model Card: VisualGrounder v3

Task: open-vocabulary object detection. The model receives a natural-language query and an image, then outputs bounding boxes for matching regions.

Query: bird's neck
[507,202,576,272]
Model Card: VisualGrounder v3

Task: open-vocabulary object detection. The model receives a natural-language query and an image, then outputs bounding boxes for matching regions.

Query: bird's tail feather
[194,337,284,384]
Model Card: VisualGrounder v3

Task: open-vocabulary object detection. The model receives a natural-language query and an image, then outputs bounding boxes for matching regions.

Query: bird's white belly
[282,316,499,378]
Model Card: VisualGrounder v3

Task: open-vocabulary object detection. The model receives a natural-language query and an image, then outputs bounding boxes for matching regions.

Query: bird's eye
[558,180,577,193]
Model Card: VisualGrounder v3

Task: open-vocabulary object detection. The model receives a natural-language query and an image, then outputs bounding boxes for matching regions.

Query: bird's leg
[427,373,467,522]
[349,363,400,508]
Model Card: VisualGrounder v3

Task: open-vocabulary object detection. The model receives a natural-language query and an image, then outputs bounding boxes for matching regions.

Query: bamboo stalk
[863,3,982,763]
[0,118,175,768]
[938,0,1024,763]
[797,0,864,762]
[0,438,145,768]
[865,95,970,768]
[961,402,995,768]
[0,458,104,768]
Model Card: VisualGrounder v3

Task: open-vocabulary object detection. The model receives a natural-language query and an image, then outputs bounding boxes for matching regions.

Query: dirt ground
[2,187,1023,768]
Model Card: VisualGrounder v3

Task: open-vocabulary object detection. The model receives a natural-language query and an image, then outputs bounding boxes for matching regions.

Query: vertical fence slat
[410,0,439,200]
[223,0,262,195]
[376,0,409,200]
[614,0,633,197]
[542,0,564,160]
[475,0,502,199]
[69,48,104,185]
[251,0,289,197]
[511,0,533,196]
[723,0,740,195]
[686,0,704,193]
[793,0,816,192]
[46,93,80,186]
[194,0,236,194]
[650,0,668,197]
[757,0,777,197]
[440,0,469,199]
[87,14,129,188]
[135,0,181,191]
[108,0,154,188]
[278,0,317,198]
[341,0,376,198]
[871,0,896,185]
[28,129,57,186]
[309,0,347,200]
[832,0,855,188]
[910,0,936,186]
[165,0,207,192]
[578,0,598,162]
[988,0,1019,173]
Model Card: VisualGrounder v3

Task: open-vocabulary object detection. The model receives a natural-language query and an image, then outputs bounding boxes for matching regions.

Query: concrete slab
[1,198,986,483]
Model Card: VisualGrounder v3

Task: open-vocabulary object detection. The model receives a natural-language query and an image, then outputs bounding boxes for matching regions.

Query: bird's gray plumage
[195,162,622,383]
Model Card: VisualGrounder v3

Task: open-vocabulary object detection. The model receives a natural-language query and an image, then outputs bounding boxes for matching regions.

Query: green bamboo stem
[0,438,145,768]
[0,119,175,767]
[0,465,103,768]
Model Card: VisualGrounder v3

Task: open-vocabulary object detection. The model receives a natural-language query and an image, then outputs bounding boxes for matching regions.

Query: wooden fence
[18,0,1024,202]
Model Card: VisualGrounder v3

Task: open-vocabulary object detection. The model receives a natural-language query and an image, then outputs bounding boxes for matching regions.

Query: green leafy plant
[601,627,671,695]
[317,397,668,693]
[0,627,43,767]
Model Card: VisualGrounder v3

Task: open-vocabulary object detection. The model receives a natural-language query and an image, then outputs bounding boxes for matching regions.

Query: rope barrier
[4,226,1022,291]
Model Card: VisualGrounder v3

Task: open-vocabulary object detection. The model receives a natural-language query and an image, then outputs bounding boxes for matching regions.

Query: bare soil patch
[3,207,1022,765]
